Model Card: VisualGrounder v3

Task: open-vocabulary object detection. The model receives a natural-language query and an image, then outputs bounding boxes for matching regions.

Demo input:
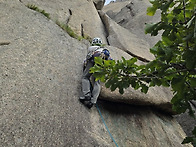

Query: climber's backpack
[86,47,101,60]
[83,48,110,70]
[86,47,110,61]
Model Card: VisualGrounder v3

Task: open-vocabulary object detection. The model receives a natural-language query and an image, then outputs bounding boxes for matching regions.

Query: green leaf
[186,16,195,28]
[147,6,157,16]
[105,79,112,88]
[131,80,140,90]
[182,137,193,144]
[122,56,126,63]
[183,50,196,70]
[145,23,157,34]
[141,83,149,94]
[127,58,137,65]
[123,80,130,89]
[119,87,124,94]
[171,77,185,92]
[160,0,173,12]
[153,78,162,86]
[90,64,102,73]
[164,47,173,62]
[192,126,196,135]
[162,35,172,45]
[193,139,196,147]
[93,73,104,81]
[94,57,103,66]
[172,101,187,114]
[111,83,118,91]
[161,79,170,87]
[103,60,111,68]
[183,33,194,41]
[190,78,196,87]
[149,0,155,3]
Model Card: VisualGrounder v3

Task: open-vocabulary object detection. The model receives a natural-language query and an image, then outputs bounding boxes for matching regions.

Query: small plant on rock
[27,4,50,19]
[55,20,91,42]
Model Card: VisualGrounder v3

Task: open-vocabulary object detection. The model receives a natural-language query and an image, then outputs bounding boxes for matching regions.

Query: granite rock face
[20,0,107,44]
[99,11,155,61]
[0,0,192,146]
[103,0,161,48]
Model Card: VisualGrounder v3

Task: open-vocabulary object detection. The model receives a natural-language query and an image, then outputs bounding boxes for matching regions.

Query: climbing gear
[84,48,110,70]
[86,47,101,61]
[83,59,88,71]
[102,49,110,57]
[91,37,102,46]
[89,48,110,60]
[86,101,93,109]
[101,49,110,60]
[96,103,119,147]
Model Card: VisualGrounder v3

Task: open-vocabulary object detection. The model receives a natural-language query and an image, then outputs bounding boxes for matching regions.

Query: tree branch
[125,50,151,63]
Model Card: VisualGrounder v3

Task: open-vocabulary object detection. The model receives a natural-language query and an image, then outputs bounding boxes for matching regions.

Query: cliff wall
[0,0,192,146]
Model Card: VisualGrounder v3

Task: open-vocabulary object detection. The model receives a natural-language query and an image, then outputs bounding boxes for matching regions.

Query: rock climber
[80,37,111,109]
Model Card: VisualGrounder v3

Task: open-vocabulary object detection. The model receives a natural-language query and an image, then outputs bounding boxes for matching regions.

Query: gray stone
[103,0,161,48]
[99,11,155,61]
[0,0,193,146]
[175,101,196,136]
[20,0,107,44]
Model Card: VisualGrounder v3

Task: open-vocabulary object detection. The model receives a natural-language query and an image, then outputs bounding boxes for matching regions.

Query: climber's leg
[91,77,101,104]
[81,61,94,100]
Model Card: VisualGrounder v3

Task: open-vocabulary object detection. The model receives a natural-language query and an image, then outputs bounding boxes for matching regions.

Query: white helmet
[91,37,102,46]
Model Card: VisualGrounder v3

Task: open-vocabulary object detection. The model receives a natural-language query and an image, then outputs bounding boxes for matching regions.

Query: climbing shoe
[79,96,91,104]
[86,101,93,109]
[84,96,91,101]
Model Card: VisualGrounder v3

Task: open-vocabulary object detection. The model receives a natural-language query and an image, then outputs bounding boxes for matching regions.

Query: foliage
[90,0,196,145]
[27,4,50,19]
[56,20,80,40]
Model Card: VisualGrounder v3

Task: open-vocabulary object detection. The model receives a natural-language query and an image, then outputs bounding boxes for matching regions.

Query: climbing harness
[96,103,119,147]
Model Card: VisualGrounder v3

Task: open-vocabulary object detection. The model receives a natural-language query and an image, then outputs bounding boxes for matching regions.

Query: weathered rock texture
[20,0,107,44]
[175,102,196,137]
[0,0,192,146]
[103,0,161,48]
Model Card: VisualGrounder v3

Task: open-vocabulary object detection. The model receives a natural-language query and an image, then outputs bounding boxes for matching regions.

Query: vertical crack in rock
[81,23,84,37]
[98,11,152,62]
[98,11,110,45]
[126,2,135,17]
[69,9,72,15]
[66,9,72,24]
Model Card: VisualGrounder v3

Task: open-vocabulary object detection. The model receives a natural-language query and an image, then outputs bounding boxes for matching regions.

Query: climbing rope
[96,103,119,147]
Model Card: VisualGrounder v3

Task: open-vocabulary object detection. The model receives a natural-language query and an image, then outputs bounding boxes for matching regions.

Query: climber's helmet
[91,37,102,46]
